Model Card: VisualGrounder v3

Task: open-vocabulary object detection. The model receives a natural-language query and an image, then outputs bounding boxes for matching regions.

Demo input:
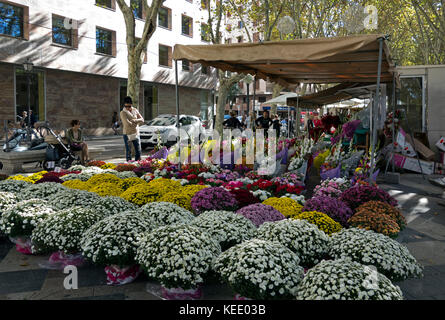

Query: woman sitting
[67,120,89,164]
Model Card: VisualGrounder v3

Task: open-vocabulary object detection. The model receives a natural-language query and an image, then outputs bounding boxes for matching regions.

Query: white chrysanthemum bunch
[0,180,30,194]
[18,182,67,201]
[288,157,305,172]
[198,172,215,179]
[31,207,105,254]
[191,210,256,250]
[0,199,58,237]
[296,258,404,300]
[214,239,304,299]
[61,173,92,182]
[68,165,87,172]
[114,171,138,179]
[136,224,221,290]
[48,189,100,210]
[80,210,153,266]
[91,196,137,216]
[329,228,423,282]
[256,219,330,267]
[252,190,272,201]
[140,202,195,227]
[0,192,17,214]
[282,194,306,205]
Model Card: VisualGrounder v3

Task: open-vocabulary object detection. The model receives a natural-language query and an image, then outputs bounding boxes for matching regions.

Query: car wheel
[141,143,149,150]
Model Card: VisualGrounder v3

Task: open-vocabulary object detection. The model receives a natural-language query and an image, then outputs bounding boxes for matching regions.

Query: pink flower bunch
[339,184,398,211]
[303,195,353,227]
[236,203,285,227]
[313,184,343,198]
[223,181,245,190]
[191,187,238,214]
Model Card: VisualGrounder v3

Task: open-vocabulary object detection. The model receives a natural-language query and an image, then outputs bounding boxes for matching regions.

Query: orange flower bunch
[348,201,405,238]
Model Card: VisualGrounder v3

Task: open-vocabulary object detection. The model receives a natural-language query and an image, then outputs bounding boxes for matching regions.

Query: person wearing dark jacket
[223,111,243,130]
[272,114,281,138]
[255,111,273,130]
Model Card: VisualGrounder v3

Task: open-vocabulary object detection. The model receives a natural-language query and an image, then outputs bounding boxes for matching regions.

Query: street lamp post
[23,58,34,145]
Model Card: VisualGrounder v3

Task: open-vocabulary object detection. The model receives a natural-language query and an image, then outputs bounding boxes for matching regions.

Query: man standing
[255,110,273,138]
[120,96,144,161]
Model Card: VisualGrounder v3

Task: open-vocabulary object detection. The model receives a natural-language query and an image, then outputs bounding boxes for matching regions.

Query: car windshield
[145,116,176,126]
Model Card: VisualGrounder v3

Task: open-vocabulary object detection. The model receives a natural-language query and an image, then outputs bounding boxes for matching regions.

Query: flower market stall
[0,35,422,301]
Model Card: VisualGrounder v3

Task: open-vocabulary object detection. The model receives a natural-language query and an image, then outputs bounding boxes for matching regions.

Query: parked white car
[139,114,206,149]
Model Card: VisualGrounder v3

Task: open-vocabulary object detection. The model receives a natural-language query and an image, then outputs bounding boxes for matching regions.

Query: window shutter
[168,8,172,29]
[73,20,79,49]
[168,46,172,67]
[23,5,29,40]
[112,31,117,56]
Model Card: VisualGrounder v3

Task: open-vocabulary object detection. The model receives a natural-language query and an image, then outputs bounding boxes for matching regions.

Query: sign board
[393,153,434,175]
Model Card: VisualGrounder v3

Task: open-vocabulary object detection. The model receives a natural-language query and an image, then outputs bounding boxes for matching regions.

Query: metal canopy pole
[296,96,300,137]
[252,76,256,115]
[391,72,396,173]
[246,81,250,116]
[369,37,384,179]
[175,60,181,170]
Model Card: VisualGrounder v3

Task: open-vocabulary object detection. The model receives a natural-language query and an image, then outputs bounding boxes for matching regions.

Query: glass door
[15,68,45,123]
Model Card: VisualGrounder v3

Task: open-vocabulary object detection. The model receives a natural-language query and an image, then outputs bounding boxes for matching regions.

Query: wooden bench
[0,147,106,175]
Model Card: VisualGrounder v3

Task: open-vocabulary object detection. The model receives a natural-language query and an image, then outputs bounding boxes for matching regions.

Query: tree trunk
[127,51,143,110]
[270,83,283,115]
[215,82,230,136]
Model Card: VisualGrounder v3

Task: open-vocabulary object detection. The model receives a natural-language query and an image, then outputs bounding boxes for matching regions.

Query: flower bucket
[234,294,252,300]
[104,264,141,286]
[39,251,86,270]
[320,165,341,181]
[161,286,202,300]
[9,236,33,255]
[152,147,168,160]
[371,169,380,182]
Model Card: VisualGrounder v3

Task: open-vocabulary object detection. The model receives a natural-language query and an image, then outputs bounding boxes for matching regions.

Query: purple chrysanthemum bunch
[339,184,398,211]
[236,203,285,227]
[313,185,343,198]
[303,196,353,227]
[191,187,238,214]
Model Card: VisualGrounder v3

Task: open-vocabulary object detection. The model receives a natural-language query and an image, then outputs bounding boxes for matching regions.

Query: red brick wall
[45,69,120,135]
[0,63,15,139]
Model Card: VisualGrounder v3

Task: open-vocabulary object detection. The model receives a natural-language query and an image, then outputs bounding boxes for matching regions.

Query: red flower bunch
[87,160,106,167]
[230,189,260,208]
[115,163,137,172]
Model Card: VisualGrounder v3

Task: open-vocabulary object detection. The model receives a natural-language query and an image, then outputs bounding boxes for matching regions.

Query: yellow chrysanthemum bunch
[159,191,192,211]
[313,149,330,170]
[147,178,181,196]
[120,184,160,206]
[182,185,209,198]
[90,182,123,197]
[85,173,122,190]
[7,171,47,184]
[292,211,342,235]
[62,179,90,191]
[7,175,34,183]
[100,163,117,170]
[120,177,147,191]
[262,197,303,219]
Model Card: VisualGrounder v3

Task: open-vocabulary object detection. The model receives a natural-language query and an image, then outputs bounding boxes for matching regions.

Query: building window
[182,59,192,71]
[201,0,209,10]
[131,0,143,19]
[225,38,232,44]
[201,23,210,42]
[238,21,244,29]
[397,76,426,133]
[237,36,243,43]
[258,96,266,103]
[159,44,172,67]
[226,24,231,32]
[96,0,115,10]
[158,6,171,29]
[96,27,115,56]
[181,14,193,37]
[52,15,74,47]
[0,1,28,39]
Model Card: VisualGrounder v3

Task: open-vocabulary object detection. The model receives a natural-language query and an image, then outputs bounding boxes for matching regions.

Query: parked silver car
[139,114,206,150]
